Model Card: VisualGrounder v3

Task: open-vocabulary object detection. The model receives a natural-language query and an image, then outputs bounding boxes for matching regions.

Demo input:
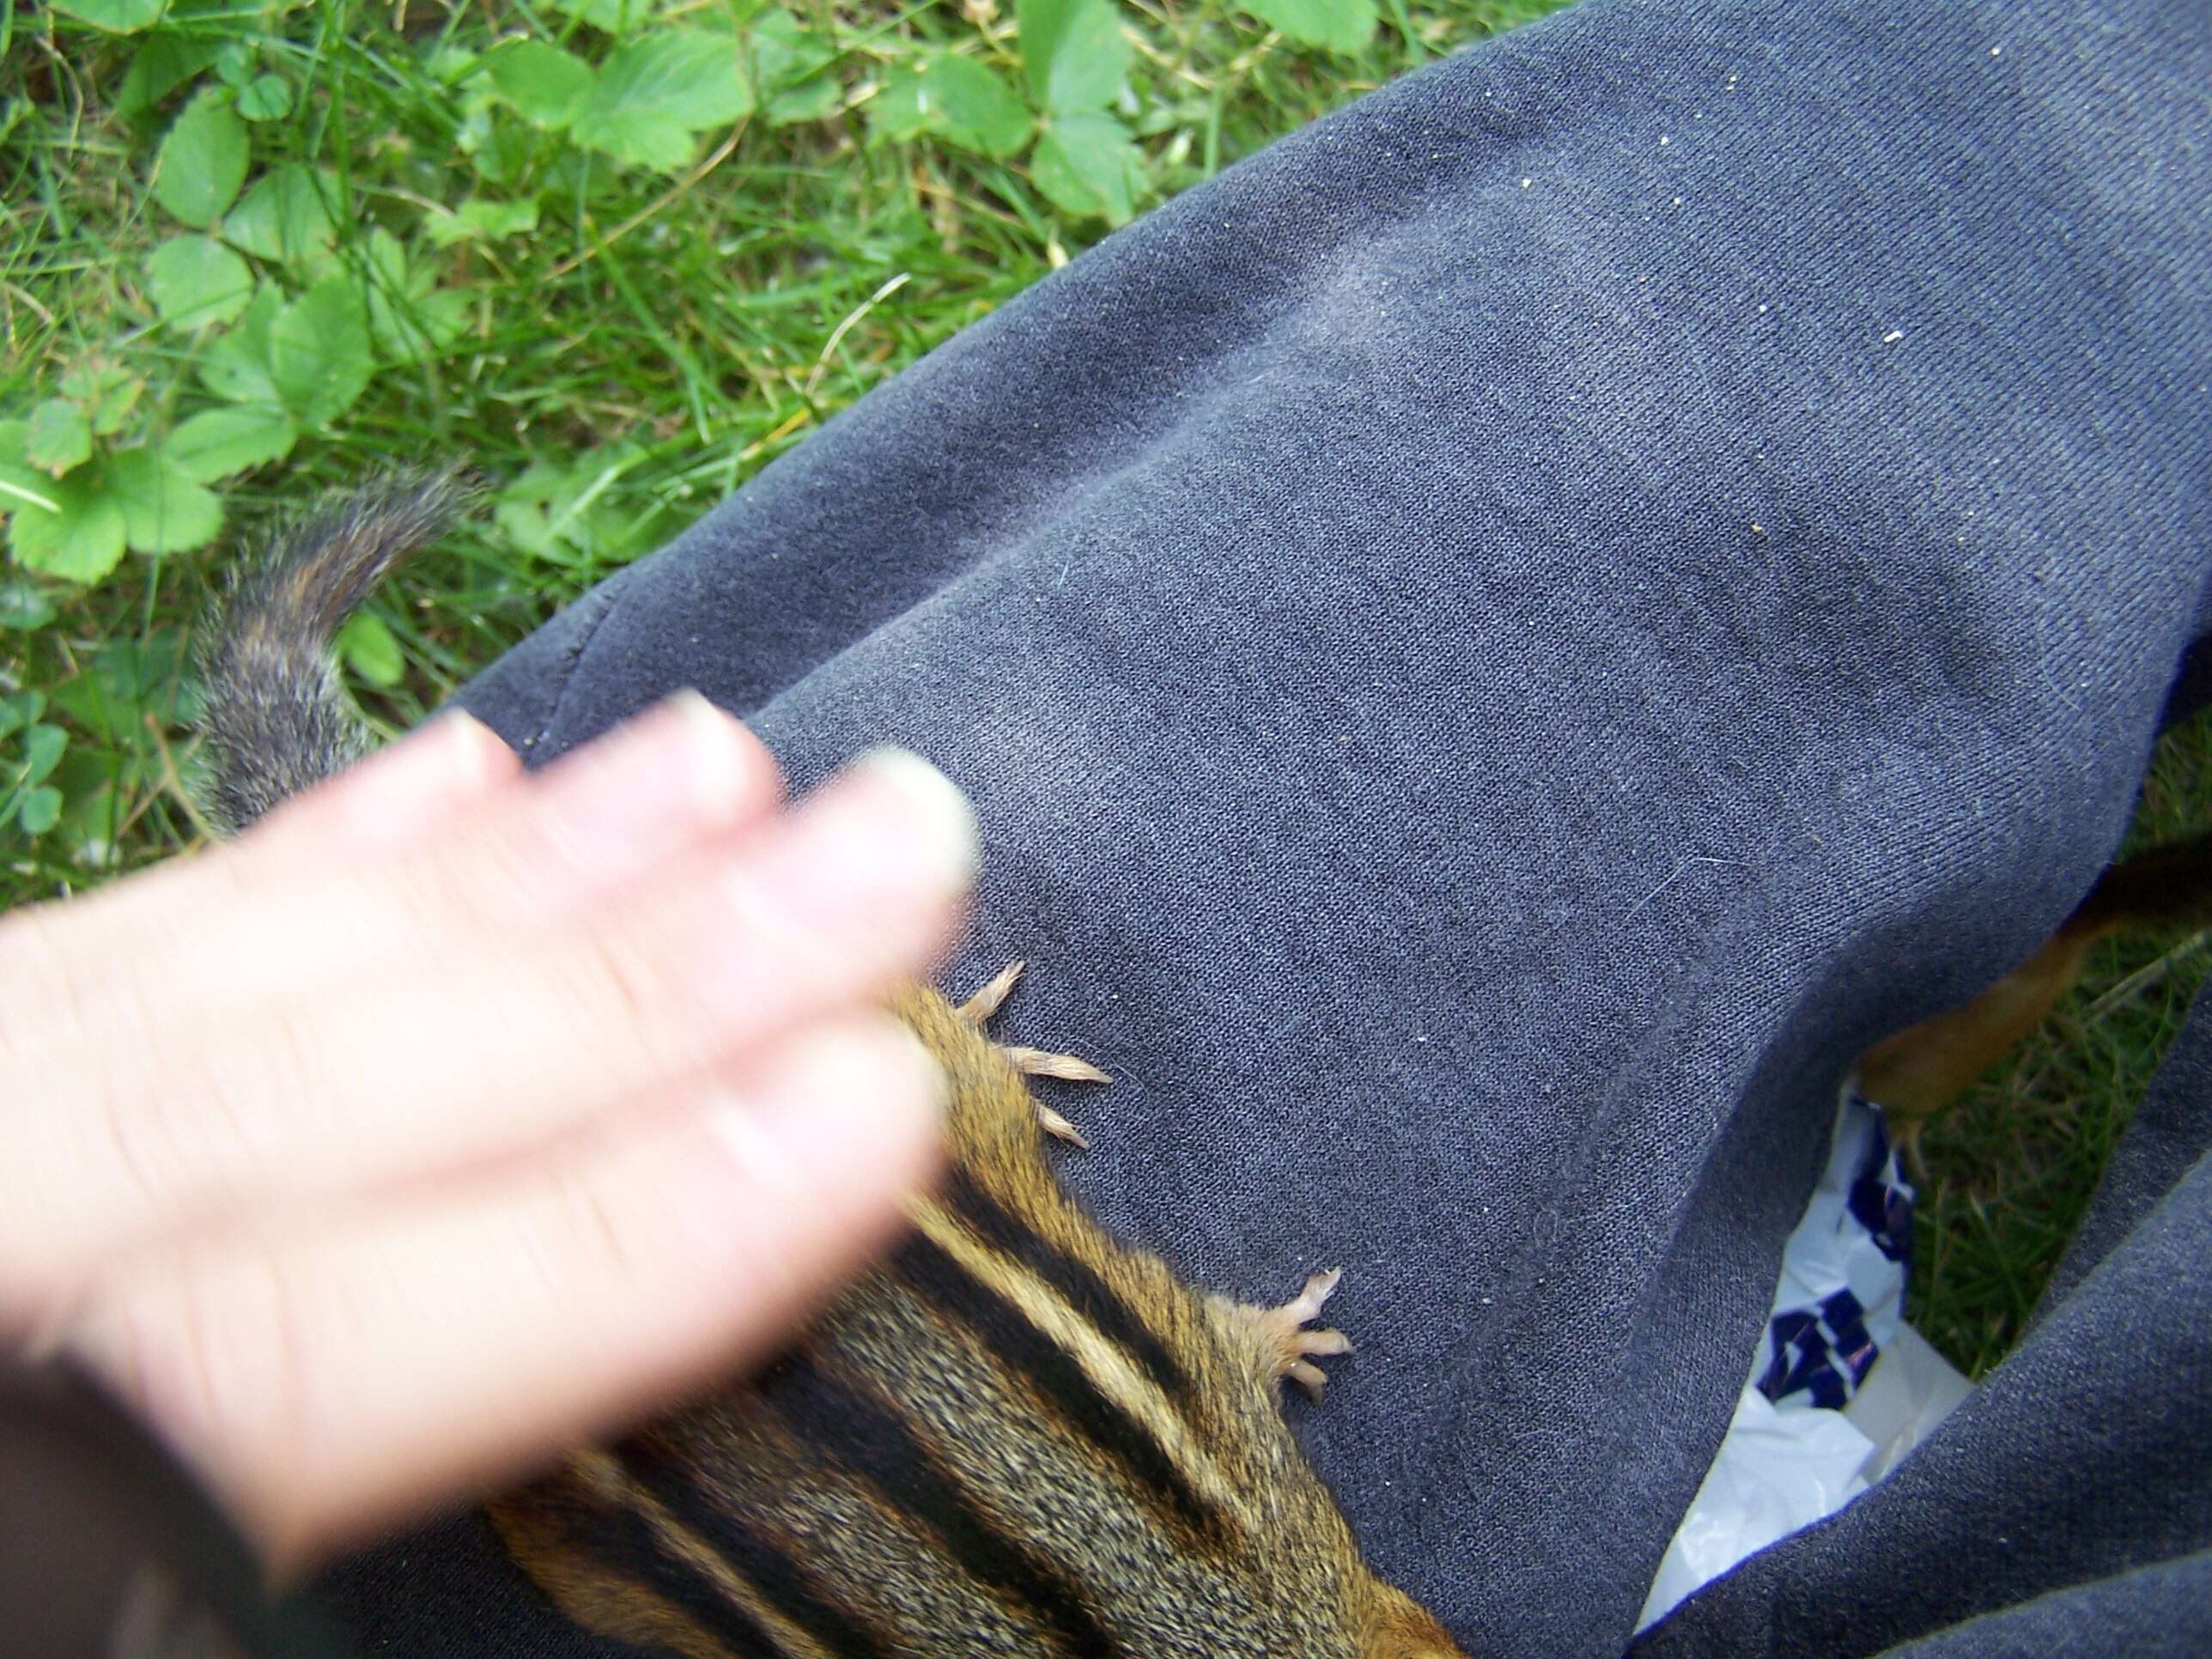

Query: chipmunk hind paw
[1219,1268,1353,1400]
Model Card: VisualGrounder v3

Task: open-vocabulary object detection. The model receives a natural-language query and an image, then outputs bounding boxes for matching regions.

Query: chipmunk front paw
[956,960,1110,1148]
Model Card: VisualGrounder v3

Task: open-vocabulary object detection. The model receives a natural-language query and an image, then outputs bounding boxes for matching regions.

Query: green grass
[3,0,1557,890]
[2,0,2204,1384]
[1906,711,2212,1377]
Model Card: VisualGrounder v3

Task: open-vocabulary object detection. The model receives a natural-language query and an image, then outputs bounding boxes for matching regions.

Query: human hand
[0,695,969,1571]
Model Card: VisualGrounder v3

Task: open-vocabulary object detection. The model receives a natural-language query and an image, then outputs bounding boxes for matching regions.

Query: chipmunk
[1856,829,2212,1154]
[197,473,1470,1658]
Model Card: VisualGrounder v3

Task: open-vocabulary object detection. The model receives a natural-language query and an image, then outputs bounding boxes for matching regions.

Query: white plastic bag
[1637,1090,1970,1632]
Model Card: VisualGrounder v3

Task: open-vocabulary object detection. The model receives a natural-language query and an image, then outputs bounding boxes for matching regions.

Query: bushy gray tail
[197,470,478,834]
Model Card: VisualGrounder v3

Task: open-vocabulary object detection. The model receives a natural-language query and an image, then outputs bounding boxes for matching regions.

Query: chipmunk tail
[197,468,479,835]
[1365,1583,1473,1658]
[1861,827,2212,1127]
[2064,828,2212,942]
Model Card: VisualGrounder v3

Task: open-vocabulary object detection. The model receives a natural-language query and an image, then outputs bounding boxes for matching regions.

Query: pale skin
[0,694,971,1575]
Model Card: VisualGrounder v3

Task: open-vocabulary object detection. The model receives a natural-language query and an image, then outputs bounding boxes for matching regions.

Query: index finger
[0,732,972,1323]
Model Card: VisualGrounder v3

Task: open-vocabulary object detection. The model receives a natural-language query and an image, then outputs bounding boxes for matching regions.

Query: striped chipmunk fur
[196,477,1471,1659]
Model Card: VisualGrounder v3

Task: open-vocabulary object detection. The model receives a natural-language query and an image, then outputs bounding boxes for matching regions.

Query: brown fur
[195,470,477,834]
[1858,830,2212,1136]
[197,481,1472,1656]
[489,980,1468,1656]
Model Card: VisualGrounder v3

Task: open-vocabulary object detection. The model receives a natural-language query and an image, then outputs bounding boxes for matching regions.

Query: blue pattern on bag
[1756,1097,1914,1409]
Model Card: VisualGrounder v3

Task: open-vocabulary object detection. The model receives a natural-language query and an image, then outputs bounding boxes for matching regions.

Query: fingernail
[749,749,977,931]
[335,711,515,841]
[706,1018,946,1192]
[850,750,981,884]
[541,691,757,878]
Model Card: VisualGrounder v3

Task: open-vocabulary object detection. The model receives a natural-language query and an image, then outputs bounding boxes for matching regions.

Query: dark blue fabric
[1872,1554,2212,1659]
[1637,989,2212,1656]
[317,0,2212,1653]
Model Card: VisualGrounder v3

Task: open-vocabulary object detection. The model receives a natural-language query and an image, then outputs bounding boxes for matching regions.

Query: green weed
[3,0,2203,1382]
[5,0,1519,888]
[1906,711,2212,1377]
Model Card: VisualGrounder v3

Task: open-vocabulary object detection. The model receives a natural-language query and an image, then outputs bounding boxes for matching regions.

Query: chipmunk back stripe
[523,1475,787,1658]
[204,478,1475,1658]
[887,1230,1235,1553]
[619,1431,894,1659]
[754,1343,1127,1658]
[939,1165,1202,1419]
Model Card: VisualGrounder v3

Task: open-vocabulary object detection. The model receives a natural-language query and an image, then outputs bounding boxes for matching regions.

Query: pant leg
[320,1,2212,1653]
[1874,1554,2212,1659]
[1634,985,2212,1657]
[2039,981,2212,1319]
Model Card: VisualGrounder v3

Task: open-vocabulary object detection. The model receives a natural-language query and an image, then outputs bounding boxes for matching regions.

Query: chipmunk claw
[1223,1268,1354,1400]
[1031,1103,1092,1151]
[958,960,1109,1147]
[957,960,1026,1025]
